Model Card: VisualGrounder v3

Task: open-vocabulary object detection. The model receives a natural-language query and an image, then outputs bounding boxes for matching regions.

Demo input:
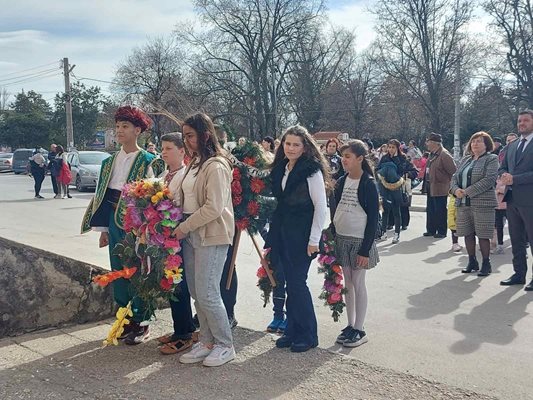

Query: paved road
[1,172,532,399]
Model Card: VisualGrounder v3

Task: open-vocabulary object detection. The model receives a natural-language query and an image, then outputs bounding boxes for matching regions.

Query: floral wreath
[92,178,184,345]
[229,141,276,234]
[317,227,347,322]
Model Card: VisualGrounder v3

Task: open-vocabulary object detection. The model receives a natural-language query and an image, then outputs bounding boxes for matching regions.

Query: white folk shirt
[92,149,140,233]
[108,149,140,190]
[281,165,327,247]
[161,167,186,206]
[333,177,367,238]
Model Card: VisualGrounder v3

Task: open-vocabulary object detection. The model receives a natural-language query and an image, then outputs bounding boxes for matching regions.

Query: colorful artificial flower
[103,302,133,346]
[250,177,266,194]
[235,218,250,231]
[247,201,260,216]
[317,227,347,322]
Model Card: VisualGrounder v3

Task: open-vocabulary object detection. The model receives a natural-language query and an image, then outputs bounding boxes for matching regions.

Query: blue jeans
[182,230,232,347]
[272,266,286,320]
[274,235,317,346]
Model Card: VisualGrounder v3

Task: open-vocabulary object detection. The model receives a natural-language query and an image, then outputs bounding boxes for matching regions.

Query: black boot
[477,259,492,277]
[461,256,479,273]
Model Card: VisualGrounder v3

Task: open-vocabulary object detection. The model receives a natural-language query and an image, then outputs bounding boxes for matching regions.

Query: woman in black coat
[377,139,418,243]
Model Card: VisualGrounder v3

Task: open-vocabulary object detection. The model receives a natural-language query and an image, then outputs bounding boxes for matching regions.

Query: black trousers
[426,195,448,235]
[506,203,533,278]
[170,277,196,339]
[383,189,401,234]
[220,242,237,318]
[51,174,59,195]
[388,205,410,228]
[495,209,506,245]
[32,171,45,196]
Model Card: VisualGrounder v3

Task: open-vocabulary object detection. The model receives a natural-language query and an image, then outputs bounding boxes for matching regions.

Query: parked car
[0,153,13,172]
[67,150,110,191]
[12,149,34,174]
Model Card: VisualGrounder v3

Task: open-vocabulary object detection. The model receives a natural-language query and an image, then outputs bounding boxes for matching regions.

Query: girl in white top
[332,140,380,348]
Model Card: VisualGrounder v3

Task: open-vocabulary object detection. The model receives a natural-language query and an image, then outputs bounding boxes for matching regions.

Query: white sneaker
[375,234,387,242]
[451,243,462,252]
[492,245,505,255]
[202,345,235,367]
[179,342,212,364]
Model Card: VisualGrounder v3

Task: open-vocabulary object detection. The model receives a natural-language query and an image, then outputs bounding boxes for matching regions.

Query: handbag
[400,182,411,207]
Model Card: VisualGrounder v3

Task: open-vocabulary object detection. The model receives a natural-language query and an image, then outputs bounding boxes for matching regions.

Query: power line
[0,60,59,78]
[0,67,60,83]
[1,71,62,87]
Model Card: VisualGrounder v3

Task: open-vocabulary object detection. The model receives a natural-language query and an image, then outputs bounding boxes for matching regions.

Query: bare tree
[485,0,533,107]
[179,0,325,137]
[114,36,185,141]
[0,88,11,111]
[288,24,356,132]
[372,0,474,134]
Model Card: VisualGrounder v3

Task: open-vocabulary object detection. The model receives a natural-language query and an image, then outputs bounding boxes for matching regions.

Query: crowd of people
[29,144,71,199]
[80,104,533,368]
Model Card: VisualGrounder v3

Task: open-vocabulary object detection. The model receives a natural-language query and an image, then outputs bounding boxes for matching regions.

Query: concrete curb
[0,236,114,337]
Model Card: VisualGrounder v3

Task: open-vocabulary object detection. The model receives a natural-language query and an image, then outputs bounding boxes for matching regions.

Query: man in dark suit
[499,110,533,290]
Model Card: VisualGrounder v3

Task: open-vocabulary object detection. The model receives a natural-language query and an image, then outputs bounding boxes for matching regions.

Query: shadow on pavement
[0,325,334,400]
[450,287,532,354]
[405,274,482,320]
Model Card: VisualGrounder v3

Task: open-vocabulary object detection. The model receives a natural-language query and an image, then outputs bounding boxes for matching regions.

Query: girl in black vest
[331,140,380,347]
[266,125,328,353]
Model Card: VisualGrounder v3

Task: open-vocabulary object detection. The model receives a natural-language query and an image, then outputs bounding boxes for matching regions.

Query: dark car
[12,149,34,174]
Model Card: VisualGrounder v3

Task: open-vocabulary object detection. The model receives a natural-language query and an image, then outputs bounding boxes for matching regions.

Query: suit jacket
[499,135,533,207]
[450,153,498,208]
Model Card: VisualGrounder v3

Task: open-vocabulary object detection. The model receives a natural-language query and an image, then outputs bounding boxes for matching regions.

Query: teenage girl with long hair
[266,125,328,353]
[331,140,380,347]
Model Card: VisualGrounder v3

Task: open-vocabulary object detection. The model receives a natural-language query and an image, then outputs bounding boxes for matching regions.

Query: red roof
[312,131,343,140]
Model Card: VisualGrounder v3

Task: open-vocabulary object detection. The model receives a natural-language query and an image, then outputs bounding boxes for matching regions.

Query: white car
[67,151,110,191]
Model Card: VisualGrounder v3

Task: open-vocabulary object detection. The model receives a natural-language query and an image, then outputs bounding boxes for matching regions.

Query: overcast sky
[0,0,491,105]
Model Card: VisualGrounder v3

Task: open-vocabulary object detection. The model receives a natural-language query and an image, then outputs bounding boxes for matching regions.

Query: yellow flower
[151,195,159,204]
[103,302,133,347]
[157,191,164,199]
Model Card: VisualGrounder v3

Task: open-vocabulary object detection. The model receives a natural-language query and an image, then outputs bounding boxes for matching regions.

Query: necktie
[515,138,527,164]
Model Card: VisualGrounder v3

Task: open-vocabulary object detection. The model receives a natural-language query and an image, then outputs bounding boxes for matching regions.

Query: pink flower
[165,254,183,268]
[330,292,342,302]
[334,275,343,285]
[324,255,336,265]
[143,206,161,222]
[164,238,181,250]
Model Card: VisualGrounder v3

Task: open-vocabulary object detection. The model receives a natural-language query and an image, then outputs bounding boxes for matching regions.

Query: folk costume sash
[80,150,165,233]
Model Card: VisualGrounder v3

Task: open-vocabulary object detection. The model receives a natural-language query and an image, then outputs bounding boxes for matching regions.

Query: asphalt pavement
[1,172,532,399]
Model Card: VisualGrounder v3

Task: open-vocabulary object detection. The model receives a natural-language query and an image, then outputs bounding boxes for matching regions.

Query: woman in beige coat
[173,113,235,367]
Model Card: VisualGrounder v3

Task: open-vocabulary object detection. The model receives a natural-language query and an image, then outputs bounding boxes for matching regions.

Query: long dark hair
[339,140,374,177]
[272,125,330,182]
[56,145,65,155]
[182,113,225,171]
[387,139,405,158]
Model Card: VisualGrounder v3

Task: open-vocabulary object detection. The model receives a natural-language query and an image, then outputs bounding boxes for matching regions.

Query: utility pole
[63,58,75,150]
[453,63,461,161]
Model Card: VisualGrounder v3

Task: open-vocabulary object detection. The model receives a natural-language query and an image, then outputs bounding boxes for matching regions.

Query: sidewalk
[0,311,496,400]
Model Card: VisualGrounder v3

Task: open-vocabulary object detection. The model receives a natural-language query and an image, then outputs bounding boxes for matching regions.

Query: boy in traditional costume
[81,105,164,345]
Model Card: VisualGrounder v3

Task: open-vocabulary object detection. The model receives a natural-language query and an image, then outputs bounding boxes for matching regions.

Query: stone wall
[0,236,114,337]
